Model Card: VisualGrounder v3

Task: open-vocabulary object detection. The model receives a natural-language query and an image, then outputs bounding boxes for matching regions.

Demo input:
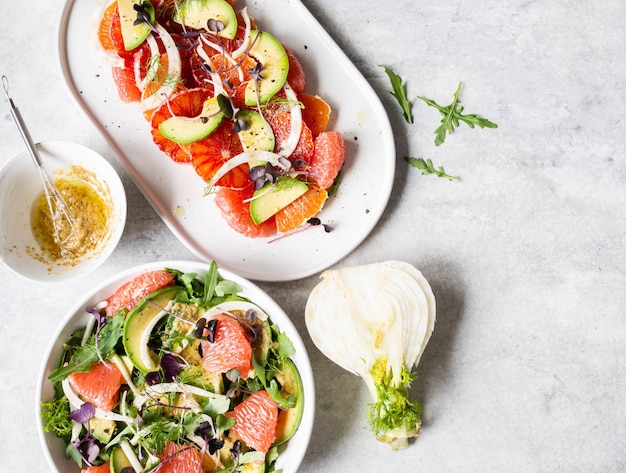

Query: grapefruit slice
[67,362,123,411]
[227,390,278,453]
[300,93,331,138]
[156,442,203,473]
[201,315,253,377]
[214,186,278,238]
[307,131,345,190]
[105,270,176,317]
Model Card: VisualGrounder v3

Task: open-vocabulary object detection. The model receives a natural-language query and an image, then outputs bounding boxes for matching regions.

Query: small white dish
[36,260,315,473]
[0,140,126,283]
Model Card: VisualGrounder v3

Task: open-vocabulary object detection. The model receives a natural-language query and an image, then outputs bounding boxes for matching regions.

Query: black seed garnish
[208,438,225,455]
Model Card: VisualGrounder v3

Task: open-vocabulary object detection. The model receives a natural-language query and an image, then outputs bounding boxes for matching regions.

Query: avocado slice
[174,0,238,39]
[274,358,304,445]
[245,31,290,106]
[118,0,155,51]
[110,446,133,473]
[158,95,227,144]
[122,285,181,373]
[235,109,275,153]
[249,177,308,225]
[91,417,116,444]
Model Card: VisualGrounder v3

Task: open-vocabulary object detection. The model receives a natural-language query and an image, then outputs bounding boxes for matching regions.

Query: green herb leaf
[405,156,460,182]
[379,65,413,124]
[40,396,73,437]
[418,82,497,146]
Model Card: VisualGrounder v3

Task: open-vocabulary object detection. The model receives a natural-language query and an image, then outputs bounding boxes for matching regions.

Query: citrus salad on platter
[96,0,345,238]
[40,263,305,473]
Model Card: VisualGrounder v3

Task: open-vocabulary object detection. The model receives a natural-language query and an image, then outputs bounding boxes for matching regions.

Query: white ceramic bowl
[0,140,126,283]
[37,260,315,473]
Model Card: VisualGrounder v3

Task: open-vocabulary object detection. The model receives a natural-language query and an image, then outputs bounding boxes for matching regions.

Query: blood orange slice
[190,121,249,188]
[151,88,210,163]
[105,270,176,317]
[274,186,328,233]
[300,93,331,138]
[156,442,203,473]
[201,315,253,377]
[214,187,278,238]
[267,111,314,167]
[227,390,278,453]
[306,131,345,190]
[67,362,123,411]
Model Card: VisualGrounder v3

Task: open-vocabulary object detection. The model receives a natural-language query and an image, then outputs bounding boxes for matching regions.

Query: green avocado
[118,0,155,51]
[158,95,226,144]
[122,285,181,373]
[91,417,116,444]
[249,177,308,225]
[235,109,275,154]
[274,358,304,445]
[174,0,238,39]
[244,30,289,106]
[110,446,133,473]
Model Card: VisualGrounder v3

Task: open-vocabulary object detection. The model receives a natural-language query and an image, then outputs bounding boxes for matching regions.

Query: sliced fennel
[305,260,436,450]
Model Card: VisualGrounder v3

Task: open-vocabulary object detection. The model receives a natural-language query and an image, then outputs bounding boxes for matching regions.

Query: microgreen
[379,65,413,124]
[418,82,498,146]
[404,157,460,181]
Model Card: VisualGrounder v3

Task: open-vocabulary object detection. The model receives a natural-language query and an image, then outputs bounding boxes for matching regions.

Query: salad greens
[379,65,414,124]
[41,263,303,472]
[404,157,460,182]
[418,82,498,146]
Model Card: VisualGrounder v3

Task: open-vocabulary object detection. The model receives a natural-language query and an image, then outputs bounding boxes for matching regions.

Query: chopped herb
[405,157,460,181]
[379,65,413,124]
[418,82,498,146]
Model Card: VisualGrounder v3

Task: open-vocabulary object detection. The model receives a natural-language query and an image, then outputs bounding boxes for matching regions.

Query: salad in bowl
[38,261,314,473]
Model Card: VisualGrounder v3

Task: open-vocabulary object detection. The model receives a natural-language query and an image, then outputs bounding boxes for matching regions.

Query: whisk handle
[2,75,43,168]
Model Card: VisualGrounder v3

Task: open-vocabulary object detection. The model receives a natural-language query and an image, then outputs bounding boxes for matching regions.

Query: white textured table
[1,0,625,471]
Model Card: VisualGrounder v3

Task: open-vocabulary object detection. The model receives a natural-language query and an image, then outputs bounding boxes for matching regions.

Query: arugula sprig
[418,82,498,146]
[404,157,459,182]
[379,65,413,124]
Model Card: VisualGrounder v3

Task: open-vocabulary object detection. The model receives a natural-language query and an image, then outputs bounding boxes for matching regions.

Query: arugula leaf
[379,65,413,124]
[418,82,497,146]
[405,157,460,182]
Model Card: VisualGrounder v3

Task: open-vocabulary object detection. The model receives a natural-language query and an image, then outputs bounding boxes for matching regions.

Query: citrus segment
[201,315,253,377]
[307,131,345,190]
[267,111,314,167]
[67,362,123,411]
[156,442,203,473]
[227,390,278,452]
[285,46,306,93]
[81,463,111,473]
[274,186,328,233]
[300,93,331,138]
[214,187,278,238]
[190,122,250,188]
[105,270,176,317]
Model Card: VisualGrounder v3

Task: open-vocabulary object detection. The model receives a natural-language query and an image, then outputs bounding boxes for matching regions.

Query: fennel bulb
[305,260,436,450]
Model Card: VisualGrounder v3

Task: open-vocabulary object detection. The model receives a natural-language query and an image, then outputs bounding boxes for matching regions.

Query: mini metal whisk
[2,75,76,246]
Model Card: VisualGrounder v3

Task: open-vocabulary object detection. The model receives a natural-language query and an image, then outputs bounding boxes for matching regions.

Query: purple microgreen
[233,117,249,134]
[86,308,107,365]
[161,354,183,382]
[146,371,160,386]
[216,93,233,118]
[226,368,240,383]
[70,402,95,424]
[248,61,264,81]
[194,318,206,338]
[194,420,213,439]
[208,437,225,455]
[226,385,239,398]
[133,2,158,35]
[206,318,219,343]
[230,439,242,459]
[245,308,257,322]
[207,18,225,34]
[72,433,100,466]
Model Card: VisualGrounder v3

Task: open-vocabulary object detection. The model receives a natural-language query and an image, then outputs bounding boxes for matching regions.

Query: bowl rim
[36,260,315,473]
[0,140,127,284]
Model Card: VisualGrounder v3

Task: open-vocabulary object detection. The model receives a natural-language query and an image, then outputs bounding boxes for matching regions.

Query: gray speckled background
[1,0,625,471]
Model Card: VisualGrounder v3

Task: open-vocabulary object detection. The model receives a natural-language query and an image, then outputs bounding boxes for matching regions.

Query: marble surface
[1,0,625,471]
